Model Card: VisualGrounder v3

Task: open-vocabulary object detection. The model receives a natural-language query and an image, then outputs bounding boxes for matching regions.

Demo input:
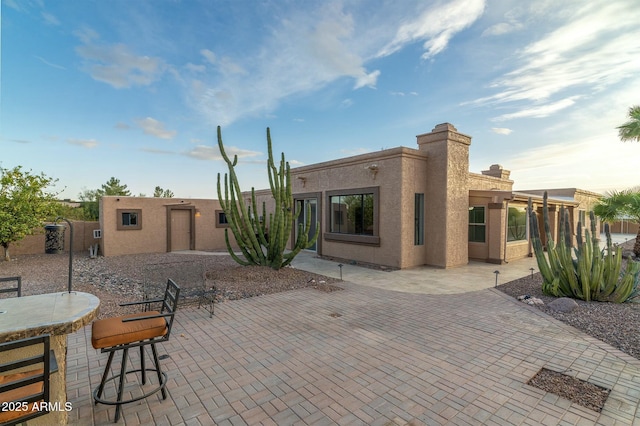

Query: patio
[65,263,640,425]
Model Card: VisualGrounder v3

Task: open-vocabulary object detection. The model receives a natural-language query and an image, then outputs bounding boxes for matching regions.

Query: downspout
[503,198,509,264]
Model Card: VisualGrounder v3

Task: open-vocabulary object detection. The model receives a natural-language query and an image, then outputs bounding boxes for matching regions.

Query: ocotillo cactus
[528,192,639,303]
[216,126,319,269]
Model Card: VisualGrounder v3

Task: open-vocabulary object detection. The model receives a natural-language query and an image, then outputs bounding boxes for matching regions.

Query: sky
[2,0,639,200]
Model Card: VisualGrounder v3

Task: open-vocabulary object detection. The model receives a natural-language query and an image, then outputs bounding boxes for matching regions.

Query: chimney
[482,164,511,180]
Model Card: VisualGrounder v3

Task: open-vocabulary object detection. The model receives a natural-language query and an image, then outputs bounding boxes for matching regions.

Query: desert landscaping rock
[548,297,579,313]
[0,252,341,319]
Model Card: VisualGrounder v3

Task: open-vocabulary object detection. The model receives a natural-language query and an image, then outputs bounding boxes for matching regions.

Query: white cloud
[141,147,175,155]
[187,1,483,126]
[354,70,380,89]
[376,0,485,59]
[200,49,216,65]
[73,26,100,44]
[190,4,380,125]
[135,117,177,139]
[493,97,579,121]
[75,29,165,89]
[472,1,640,121]
[340,99,353,109]
[41,12,60,26]
[482,21,522,37]
[67,138,99,148]
[491,127,512,135]
[34,56,66,70]
[185,63,206,73]
[185,145,261,161]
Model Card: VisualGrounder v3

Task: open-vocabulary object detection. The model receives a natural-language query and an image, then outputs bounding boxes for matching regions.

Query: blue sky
[2,0,639,200]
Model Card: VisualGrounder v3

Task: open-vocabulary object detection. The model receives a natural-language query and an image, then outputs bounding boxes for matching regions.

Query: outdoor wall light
[297,176,307,188]
[366,164,379,180]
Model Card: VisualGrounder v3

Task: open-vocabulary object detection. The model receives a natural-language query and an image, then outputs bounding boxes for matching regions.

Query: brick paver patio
[66,280,640,425]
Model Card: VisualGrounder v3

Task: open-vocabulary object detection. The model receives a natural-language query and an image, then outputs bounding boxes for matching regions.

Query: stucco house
[98,123,601,269]
[99,197,233,257]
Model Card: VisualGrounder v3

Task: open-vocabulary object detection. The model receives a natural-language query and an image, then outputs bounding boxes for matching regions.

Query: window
[578,210,586,226]
[415,193,424,245]
[215,210,229,228]
[507,206,527,242]
[117,209,142,230]
[330,194,374,234]
[325,187,380,246]
[468,206,485,243]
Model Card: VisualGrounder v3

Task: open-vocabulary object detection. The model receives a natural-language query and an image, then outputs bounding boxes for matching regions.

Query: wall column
[417,123,471,268]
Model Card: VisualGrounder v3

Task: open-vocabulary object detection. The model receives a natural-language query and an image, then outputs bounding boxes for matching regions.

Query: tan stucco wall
[291,148,416,269]
[100,196,231,257]
[8,221,100,257]
[469,172,513,191]
[249,147,432,269]
[417,123,470,268]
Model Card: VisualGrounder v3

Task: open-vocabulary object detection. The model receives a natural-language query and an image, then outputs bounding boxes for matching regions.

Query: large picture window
[507,206,527,242]
[468,206,485,243]
[330,193,374,235]
[325,187,379,246]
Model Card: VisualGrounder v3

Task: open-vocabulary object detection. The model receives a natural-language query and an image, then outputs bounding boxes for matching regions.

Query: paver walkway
[66,254,640,425]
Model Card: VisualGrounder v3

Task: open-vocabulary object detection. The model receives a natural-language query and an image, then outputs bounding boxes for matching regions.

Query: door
[296,198,317,251]
[171,209,192,251]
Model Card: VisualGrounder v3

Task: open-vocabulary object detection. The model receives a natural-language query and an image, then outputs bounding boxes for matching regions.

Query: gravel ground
[496,240,640,362]
[0,251,341,319]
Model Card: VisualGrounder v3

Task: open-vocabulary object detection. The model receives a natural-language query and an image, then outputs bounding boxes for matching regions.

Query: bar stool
[0,276,22,297]
[91,279,180,422]
[0,334,53,426]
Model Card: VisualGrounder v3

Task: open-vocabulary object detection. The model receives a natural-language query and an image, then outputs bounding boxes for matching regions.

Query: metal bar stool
[0,276,22,297]
[0,334,52,426]
[91,279,180,422]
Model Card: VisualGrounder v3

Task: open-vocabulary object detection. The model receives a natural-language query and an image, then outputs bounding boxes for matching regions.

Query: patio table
[0,291,100,425]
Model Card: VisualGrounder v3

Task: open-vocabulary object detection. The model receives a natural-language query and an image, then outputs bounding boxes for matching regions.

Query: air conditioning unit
[93,229,102,239]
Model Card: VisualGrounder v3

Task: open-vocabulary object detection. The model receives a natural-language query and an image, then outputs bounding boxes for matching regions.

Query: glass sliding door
[296,198,317,251]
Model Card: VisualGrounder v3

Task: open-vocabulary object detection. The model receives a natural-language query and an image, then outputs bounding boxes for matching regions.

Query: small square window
[117,209,142,230]
[215,210,230,228]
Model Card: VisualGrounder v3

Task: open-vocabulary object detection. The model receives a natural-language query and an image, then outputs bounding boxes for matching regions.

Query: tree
[153,186,174,198]
[0,166,58,261]
[617,105,640,142]
[594,188,640,257]
[78,188,100,220]
[77,178,131,221]
[216,126,318,269]
[100,177,131,196]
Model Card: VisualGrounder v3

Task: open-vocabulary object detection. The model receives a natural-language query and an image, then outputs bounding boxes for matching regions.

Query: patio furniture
[0,334,53,426]
[0,276,21,298]
[91,279,180,422]
[198,276,216,318]
[0,291,99,425]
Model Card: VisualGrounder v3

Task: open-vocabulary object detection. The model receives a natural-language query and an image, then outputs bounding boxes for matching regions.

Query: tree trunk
[2,244,9,262]
[634,227,640,257]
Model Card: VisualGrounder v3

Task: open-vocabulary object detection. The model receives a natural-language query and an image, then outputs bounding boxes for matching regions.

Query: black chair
[0,334,52,426]
[0,276,21,298]
[91,279,180,422]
